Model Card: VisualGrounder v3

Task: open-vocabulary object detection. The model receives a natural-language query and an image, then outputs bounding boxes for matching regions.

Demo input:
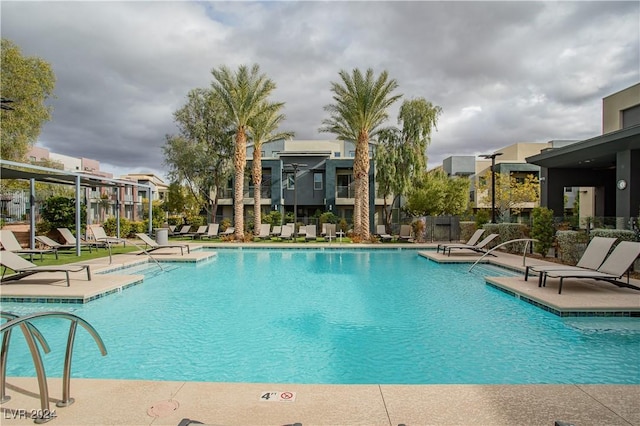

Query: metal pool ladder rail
[0,311,107,423]
[468,238,537,272]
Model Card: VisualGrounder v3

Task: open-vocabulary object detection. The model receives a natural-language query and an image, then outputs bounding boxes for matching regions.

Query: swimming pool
[3,249,639,384]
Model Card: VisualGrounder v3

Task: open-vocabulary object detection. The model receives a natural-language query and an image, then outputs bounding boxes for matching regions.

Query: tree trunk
[234,130,246,239]
[253,146,262,236]
[354,131,370,239]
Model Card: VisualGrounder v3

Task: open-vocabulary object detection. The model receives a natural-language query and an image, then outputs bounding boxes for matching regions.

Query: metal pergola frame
[0,159,154,256]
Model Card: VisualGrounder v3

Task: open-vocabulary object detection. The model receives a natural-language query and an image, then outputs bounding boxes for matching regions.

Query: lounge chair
[541,241,640,294]
[89,225,127,246]
[298,225,307,238]
[324,224,337,242]
[305,225,317,242]
[437,229,484,254]
[200,224,219,240]
[185,225,208,239]
[221,227,235,237]
[375,225,393,242]
[168,225,177,236]
[270,225,282,238]
[256,224,271,240]
[175,225,192,237]
[57,228,102,251]
[398,225,413,242]
[35,235,77,252]
[445,233,499,256]
[279,225,293,240]
[135,233,190,255]
[0,230,57,261]
[0,250,91,287]
[525,236,617,286]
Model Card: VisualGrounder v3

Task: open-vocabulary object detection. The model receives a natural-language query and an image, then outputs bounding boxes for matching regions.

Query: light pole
[481,153,503,223]
[286,162,307,237]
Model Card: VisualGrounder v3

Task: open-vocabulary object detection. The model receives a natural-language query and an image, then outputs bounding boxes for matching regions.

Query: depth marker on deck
[260,391,296,402]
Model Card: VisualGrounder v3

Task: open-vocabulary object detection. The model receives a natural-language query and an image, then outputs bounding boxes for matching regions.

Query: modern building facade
[527,83,640,226]
[216,139,386,230]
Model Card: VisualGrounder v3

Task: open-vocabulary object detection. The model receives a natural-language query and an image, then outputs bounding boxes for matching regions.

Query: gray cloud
[2,1,638,178]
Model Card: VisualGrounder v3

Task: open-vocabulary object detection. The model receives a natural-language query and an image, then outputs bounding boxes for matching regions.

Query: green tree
[163,181,188,216]
[1,39,55,160]
[376,98,442,228]
[163,88,233,222]
[320,68,401,239]
[248,103,294,236]
[404,170,469,216]
[478,171,539,221]
[531,206,555,257]
[211,64,278,239]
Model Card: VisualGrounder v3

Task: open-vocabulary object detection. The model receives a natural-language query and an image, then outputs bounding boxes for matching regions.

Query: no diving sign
[260,391,296,402]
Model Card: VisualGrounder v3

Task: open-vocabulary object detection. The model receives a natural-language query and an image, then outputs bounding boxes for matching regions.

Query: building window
[349,150,355,158]
[334,152,341,158]
[286,173,295,190]
[314,173,323,190]
[336,173,354,198]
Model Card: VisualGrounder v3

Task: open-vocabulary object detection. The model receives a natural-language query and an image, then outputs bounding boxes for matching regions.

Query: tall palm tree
[249,103,294,236]
[211,64,277,240]
[320,68,401,239]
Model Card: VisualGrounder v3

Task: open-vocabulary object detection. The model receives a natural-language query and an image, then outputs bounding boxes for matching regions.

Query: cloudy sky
[2,1,638,180]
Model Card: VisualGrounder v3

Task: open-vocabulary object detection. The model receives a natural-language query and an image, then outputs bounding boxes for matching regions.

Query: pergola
[0,159,154,256]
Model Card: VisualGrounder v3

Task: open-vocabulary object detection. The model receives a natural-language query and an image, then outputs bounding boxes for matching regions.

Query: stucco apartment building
[216,139,386,230]
[25,146,167,223]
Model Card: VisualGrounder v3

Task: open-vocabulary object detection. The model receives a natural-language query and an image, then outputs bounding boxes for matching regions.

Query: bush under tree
[531,207,555,257]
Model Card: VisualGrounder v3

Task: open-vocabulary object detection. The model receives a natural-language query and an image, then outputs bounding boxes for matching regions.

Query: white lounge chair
[270,225,282,237]
[542,241,640,294]
[201,224,220,239]
[135,233,190,255]
[279,225,293,241]
[89,225,127,247]
[376,225,393,242]
[185,225,208,239]
[398,225,413,242]
[57,228,102,251]
[525,236,617,286]
[221,227,235,237]
[324,224,337,242]
[437,229,484,253]
[0,250,91,287]
[0,229,57,261]
[175,225,192,237]
[256,224,271,240]
[305,225,317,242]
[35,235,76,252]
[445,233,499,256]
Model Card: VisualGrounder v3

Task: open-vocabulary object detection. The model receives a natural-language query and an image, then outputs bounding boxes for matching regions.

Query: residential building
[216,139,386,230]
[527,82,640,228]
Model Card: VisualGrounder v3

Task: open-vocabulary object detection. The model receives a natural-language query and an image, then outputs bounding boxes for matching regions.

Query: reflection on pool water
[3,249,639,384]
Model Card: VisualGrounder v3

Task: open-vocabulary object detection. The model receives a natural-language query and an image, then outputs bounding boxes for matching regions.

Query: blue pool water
[3,249,639,384]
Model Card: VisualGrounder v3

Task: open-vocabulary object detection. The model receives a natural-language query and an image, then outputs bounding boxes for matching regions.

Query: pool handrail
[1,312,51,405]
[0,312,107,422]
[468,238,538,272]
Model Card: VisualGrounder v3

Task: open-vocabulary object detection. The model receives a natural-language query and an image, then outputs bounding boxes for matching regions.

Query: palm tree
[211,64,277,240]
[320,68,401,239]
[249,103,294,236]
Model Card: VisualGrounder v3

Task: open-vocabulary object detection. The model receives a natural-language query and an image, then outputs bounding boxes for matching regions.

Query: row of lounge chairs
[525,237,640,294]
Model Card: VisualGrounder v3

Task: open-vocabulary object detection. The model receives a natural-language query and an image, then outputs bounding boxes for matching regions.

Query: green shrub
[475,209,490,229]
[483,223,529,253]
[185,214,205,227]
[319,212,338,226]
[459,221,476,242]
[590,228,637,242]
[556,230,589,264]
[167,216,182,226]
[128,221,146,237]
[102,217,131,238]
[40,196,86,231]
[531,207,554,257]
[262,210,282,226]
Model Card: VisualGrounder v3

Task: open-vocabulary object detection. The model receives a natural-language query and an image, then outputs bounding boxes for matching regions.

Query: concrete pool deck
[2,242,639,425]
[2,377,639,425]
